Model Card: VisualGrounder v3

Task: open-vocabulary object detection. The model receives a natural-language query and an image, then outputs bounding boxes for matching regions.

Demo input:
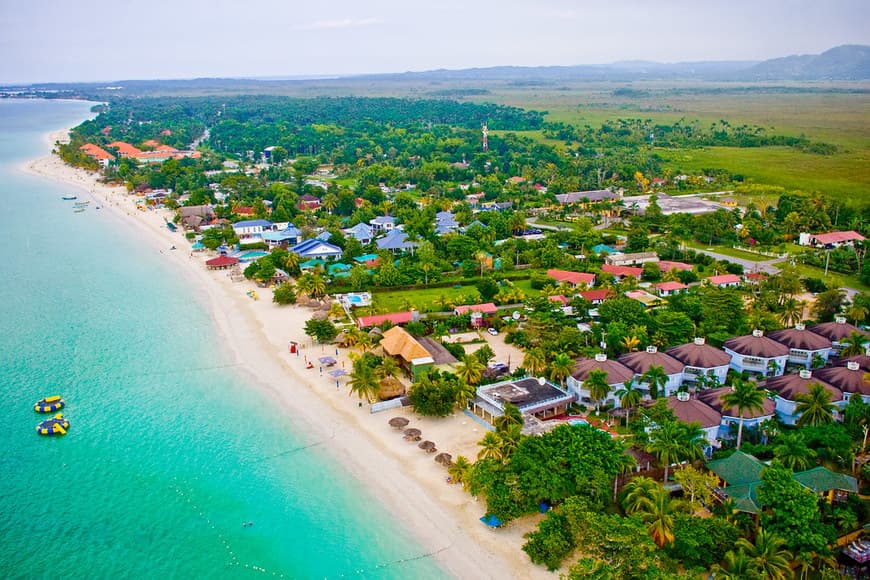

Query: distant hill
[742,45,870,80]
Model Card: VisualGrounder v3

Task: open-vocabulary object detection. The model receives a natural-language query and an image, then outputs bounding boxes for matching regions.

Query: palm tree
[641,486,685,548]
[677,421,708,466]
[296,272,327,299]
[721,378,766,450]
[736,528,792,580]
[620,335,641,352]
[778,297,806,327]
[549,353,574,387]
[497,424,523,458]
[321,193,338,214]
[493,402,523,432]
[795,382,836,426]
[773,431,817,471]
[455,354,485,386]
[848,304,869,326]
[641,365,669,399]
[647,421,683,483]
[616,379,643,427]
[348,361,380,403]
[620,475,658,514]
[584,369,611,413]
[378,356,400,380]
[283,251,301,275]
[454,380,476,411]
[713,550,763,580]
[522,348,547,376]
[840,330,869,357]
[477,431,504,461]
[447,455,473,490]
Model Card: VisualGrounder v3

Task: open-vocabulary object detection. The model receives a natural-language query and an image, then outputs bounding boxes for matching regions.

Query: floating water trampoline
[34,395,65,413]
[36,414,70,436]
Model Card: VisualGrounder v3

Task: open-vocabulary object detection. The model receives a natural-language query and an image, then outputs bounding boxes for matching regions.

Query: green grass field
[366,277,541,314]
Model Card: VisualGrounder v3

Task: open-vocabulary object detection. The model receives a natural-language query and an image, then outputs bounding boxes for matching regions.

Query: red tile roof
[579,289,613,302]
[79,143,115,161]
[205,255,239,267]
[356,311,414,328]
[813,231,866,245]
[655,281,688,292]
[108,141,143,157]
[548,295,569,305]
[234,206,255,216]
[657,260,693,272]
[547,269,595,286]
[601,264,643,278]
[454,303,498,315]
[707,274,741,285]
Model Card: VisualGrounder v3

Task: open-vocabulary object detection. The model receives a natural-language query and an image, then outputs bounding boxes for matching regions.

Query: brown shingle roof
[571,355,635,385]
[697,386,776,419]
[618,347,685,375]
[840,355,870,372]
[663,396,722,429]
[768,327,833,351]
[814,364,870,396]
[810,320,870,342]
[667,339,731,368]
[763,372,842,402]
[724,332,790,358]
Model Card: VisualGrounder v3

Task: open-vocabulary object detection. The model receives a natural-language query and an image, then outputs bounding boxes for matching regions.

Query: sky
[1,0,867,84]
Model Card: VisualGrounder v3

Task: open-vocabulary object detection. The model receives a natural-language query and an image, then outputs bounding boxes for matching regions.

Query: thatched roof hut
[311,310,329,321]
[418,440,437,452]
[388,417,409,429]
[378,376,406,401]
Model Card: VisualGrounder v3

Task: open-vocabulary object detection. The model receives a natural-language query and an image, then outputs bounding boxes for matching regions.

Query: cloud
[297,17,384,31]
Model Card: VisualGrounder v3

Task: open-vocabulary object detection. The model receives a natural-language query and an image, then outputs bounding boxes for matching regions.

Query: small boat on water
[36,414,69,436]
[73,201,90,207]
[62,195,77,201]
[74,208,86,213]
[34,395,65,413]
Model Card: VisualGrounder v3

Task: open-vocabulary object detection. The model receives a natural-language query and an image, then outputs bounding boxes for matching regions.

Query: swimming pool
[568,418,589,426]
[237,250,268,262]
[344,292,371,307]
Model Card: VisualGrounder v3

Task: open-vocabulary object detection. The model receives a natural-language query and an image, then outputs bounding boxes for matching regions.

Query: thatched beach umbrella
[311,310,329,321]
[378,376,406,401]
[403,428,421,441]
[434,453,453,466]
[389,417,410,429]
[418,440,437,453]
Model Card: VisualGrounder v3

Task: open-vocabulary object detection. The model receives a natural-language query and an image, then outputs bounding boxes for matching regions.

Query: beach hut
[389,417,410,429]
[379,376,406,401]
[205,255,239,270]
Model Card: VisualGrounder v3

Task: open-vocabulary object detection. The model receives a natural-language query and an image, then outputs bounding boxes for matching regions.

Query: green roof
[707,450,766,487]
[793,467,858,494]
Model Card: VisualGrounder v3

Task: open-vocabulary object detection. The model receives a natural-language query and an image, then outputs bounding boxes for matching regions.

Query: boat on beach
[36,414,69,436]
[34,395,65,413]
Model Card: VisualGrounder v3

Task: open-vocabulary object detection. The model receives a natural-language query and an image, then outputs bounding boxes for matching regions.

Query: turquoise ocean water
[0,99,445,579]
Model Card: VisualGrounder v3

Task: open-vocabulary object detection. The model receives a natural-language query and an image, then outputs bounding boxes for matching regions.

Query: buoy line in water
[171,479,286,578]
[258,429,336,462]
[349,544,452,576]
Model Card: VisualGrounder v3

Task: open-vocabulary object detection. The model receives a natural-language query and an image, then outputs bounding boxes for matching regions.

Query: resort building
[768,324,833,370]
[707,274,742,289]
[763,370,842,425]
[810,317,870,356]
[370,215,396,232]
[605,252,659,267]
[619,346,686,398]
[696,386,776,443]
[578,289,613,305]
[343,222,374,244]
[262,225,302,248]
[379,326,435,380]
[375,229,415,253]
[79,143,115,167]
[660,391,723,449]
[601,264,643,280]
[707,450,858,514]
[841,355,870,372]
[205,255,239,270]
[814,362,870,404]
[654,281,688,297]
[472,377,576,425]
[666,338,731,386]
[567,354,636,408]
[798,230,866,248]
[356,311,416,329]
[454,303,498,327]
[179,205,215,231]
[624,289,665,308]
[232,219,275,237]
[546,269,596,288]
[723,330,789,378]
[290,238,343,260]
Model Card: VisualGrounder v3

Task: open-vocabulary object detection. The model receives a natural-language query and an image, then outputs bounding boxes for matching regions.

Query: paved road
[692,248,787,275]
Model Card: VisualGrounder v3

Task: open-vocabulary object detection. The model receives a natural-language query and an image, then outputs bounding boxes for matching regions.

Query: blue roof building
[344,222,374,244]
[291,238,343,260]
[370,216,396,231]
[232,219,274,234]
[262,225,302,247]
[376,229,416,253]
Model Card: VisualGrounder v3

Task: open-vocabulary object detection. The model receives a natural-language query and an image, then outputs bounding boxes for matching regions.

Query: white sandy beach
[23,131,550,580]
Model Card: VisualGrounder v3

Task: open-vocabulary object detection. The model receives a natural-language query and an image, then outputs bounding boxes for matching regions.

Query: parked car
[487,327,498,336]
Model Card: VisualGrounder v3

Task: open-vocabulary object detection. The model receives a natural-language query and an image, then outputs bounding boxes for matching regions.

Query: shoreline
[22,130,548,579]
